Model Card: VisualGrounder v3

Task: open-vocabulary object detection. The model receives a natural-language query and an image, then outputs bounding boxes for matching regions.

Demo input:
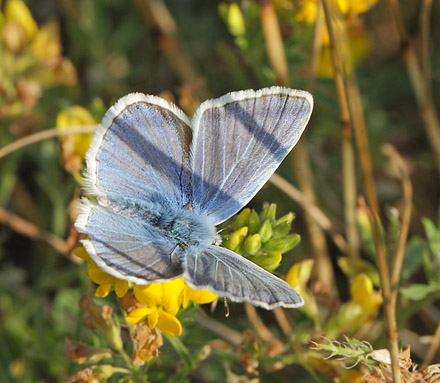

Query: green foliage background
[1,0,440,382]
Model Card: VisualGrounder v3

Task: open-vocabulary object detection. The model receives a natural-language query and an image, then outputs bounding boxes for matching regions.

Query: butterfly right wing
[75,199,184,284]
[190,87,313,224]
[184,245,304,309]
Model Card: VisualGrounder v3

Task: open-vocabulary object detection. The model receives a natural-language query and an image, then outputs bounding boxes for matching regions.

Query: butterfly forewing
[190,87,313,224]
[84,93,192,207]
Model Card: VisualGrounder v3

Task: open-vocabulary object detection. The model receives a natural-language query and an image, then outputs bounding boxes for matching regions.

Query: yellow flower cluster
[0,0,77,118]
[296,0,378,25]
[296,0,377,78]
[75,247,218,337]
[127,280,217,337]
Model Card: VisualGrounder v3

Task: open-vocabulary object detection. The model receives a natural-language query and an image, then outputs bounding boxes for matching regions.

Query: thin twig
[386,0,440,176]
[320,0,359,259]
[245,303,274,342]
[132,0,210,105]
[346,78,380,214]
[273,307,293,339]
[420,0,433,95]
[269,173,348,253]
[321,0,401,381]
[381,145,412,297]
[422,321,440,367]
[0,125,97,160]
[0,207,81,263]
[195,312,243,347]
[259,0,336,290]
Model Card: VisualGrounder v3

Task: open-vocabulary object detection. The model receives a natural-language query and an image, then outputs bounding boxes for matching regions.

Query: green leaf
[401,237,425,282]
[400,284,440,300]
[165,335,194,369]
[423,218,440,256]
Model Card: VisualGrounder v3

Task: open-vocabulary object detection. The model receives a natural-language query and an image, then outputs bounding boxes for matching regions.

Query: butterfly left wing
[184,245,303,309]
[84,93,192,207]
[190,87,313,224]
[76,199,184,284]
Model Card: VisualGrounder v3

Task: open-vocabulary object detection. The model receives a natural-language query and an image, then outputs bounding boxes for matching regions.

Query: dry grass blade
[0,125,97,160]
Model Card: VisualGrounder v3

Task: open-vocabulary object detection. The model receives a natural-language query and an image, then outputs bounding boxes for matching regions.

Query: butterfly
[75,86,313,310]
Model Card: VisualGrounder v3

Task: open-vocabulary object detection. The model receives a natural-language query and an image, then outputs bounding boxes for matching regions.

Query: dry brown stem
[259,0,335,290]
[0,125,96,160]
[0,207,81,263]
[320,0,359,259]
[386,0,440,176]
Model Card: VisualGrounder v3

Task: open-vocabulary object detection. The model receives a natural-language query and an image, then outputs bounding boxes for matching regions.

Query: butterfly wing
[84,93,192,207]
[77,94,192,283]
[76,199,184,284]
[190,87,313,224]
[184,245,303,309]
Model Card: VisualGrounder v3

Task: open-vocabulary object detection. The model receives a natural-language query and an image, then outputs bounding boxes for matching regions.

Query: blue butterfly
[75,87,313,309]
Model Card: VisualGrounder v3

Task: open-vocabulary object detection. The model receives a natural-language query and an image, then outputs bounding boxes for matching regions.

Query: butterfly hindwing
[184,245,304,309]
[75,199,184,284]
[190,87,313,224]
[84,93,192,207]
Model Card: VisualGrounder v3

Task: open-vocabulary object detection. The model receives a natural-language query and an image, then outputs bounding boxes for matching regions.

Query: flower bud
[258,221,273,243]
[234,208,250,230]
[248,210,260,234]
[227,226,248,252]
[259,203,276,223]
[244,234,262,255]
[5,0,38,41]
[254,252,282,271]
[2,21,26,52]
[275,212,295,226]
[281,234,301,253]
[263,237,285,252]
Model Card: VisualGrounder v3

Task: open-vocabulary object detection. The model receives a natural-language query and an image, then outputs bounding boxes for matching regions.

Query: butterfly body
[76,87,313,309]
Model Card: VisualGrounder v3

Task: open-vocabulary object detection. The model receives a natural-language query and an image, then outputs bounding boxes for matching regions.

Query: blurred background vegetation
[0,0,440,382]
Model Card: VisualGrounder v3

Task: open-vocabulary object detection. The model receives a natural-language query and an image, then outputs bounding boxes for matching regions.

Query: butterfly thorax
[156,210,216,248]
[105,196,216,249]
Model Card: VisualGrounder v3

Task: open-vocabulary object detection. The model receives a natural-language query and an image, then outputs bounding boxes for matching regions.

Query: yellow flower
[295,0,377,24]
[226,3,246,37]
[324,273,382,335]
[30,20,60,61]
[286,259,319,323]
[296,0,318,24]
[218,2,247,48]
[126,280,185,337]
[75,247,129,299]
[181,283,218,308]
[56,106,95,158]
[4,0,37,41]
